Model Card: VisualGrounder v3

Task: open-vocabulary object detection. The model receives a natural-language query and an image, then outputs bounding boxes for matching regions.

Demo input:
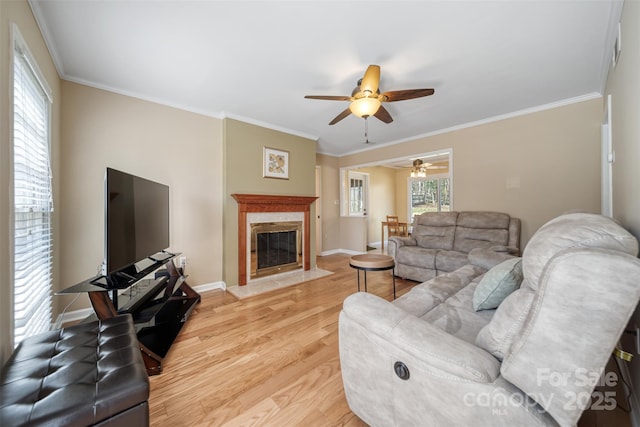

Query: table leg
[364,270,368,292]
[357,269,361,292]
[392,272,396,299]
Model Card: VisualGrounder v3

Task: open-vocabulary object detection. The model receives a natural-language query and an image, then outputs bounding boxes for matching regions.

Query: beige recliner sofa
[388,211,521,283]
[339,212,640,426]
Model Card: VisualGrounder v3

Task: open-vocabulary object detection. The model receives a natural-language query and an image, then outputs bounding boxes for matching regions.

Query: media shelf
[59,253,201,375]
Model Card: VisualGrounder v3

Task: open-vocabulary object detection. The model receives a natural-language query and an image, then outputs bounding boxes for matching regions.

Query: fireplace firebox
[251,221,302,279]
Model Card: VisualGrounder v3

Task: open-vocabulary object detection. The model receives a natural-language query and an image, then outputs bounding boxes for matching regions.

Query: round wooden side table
[349,254,396,299]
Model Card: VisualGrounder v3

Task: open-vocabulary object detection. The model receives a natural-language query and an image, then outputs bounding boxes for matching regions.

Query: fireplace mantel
[232,194,318,285]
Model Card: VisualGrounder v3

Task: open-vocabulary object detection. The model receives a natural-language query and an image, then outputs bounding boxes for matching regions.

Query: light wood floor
[148,253,417,426]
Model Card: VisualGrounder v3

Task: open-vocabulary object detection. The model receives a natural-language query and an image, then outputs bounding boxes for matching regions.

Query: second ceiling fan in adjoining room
[304,64,435,125]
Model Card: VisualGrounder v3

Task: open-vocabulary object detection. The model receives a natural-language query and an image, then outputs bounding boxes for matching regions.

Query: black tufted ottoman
[1,314,149,426]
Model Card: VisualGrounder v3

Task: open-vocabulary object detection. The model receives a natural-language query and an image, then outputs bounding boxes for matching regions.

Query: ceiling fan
[304,64,435,125]
[409,159,447,177]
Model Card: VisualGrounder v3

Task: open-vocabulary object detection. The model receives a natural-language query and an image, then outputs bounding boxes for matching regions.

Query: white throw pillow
[473,257,523,311]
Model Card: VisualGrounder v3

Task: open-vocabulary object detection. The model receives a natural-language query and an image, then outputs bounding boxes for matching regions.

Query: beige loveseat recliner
[388,211,521,283]
[339,212,640,426]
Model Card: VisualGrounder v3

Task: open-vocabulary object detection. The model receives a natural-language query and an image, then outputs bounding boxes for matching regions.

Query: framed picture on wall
[263,147,289,179]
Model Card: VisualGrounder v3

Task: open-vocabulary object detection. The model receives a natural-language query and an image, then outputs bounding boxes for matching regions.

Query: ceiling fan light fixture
[349,97,381,118]
[410,158,428,177]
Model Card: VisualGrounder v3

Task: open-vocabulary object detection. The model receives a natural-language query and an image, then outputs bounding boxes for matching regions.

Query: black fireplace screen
[250,221,302,279]
[257,230,297,269]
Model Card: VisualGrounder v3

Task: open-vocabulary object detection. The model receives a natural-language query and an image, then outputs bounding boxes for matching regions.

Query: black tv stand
[59,254,200,375]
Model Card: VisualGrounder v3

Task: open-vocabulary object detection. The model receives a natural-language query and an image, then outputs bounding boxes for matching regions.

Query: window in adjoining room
[409,175,450,217]
[11,24,54,347]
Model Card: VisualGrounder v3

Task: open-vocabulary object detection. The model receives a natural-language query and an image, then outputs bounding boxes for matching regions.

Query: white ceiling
[29,0,620,157]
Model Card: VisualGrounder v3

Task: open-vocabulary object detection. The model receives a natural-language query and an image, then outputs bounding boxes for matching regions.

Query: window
[12,25,53,346]
[409,176,451,218]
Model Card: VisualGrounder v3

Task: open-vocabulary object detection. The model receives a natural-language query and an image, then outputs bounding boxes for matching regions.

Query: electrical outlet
[179,257,187,269]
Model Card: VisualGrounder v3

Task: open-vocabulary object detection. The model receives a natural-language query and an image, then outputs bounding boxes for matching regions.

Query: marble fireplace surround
[231,194,318,286]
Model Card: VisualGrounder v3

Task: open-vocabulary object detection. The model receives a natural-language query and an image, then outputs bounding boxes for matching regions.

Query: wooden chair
[387,215,408,237]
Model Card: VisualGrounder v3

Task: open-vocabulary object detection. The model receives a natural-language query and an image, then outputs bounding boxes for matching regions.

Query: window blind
[12,29,53,347]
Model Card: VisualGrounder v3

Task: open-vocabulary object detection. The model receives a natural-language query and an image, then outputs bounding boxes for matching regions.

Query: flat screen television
[104,168,170,276]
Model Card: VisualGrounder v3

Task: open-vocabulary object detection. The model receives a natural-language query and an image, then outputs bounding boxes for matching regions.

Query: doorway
[347,171,368,217]
[339,148,452,249]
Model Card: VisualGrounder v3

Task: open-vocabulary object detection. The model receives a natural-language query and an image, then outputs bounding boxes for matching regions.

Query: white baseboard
[53,280,227,328]
[320,248,366,256]
[54,308,95,329]
[193,281,226,293]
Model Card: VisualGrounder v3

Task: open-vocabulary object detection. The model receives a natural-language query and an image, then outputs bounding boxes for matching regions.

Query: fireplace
[232,194,318,285]
[251,221,302,279]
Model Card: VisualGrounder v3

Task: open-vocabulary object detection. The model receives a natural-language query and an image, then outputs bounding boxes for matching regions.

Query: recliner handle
[394,361,410,380]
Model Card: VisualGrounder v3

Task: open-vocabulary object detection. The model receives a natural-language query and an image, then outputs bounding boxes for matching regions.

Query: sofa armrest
[340,292,500,383]
[388,236,416,248]
[387,236,416,258]
[468,247,517,270]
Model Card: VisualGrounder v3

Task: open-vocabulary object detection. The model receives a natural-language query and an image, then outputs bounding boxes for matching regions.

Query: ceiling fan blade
[381,88,435,102]
[304,95,352,101]
[360,65,380,95]
[329,108,352,125]
[373,105,393,124]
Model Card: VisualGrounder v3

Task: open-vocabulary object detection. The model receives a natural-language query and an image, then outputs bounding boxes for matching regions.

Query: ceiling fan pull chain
[364,117,369,144]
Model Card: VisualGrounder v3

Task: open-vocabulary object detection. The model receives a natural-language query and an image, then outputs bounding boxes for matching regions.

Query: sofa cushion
[474,289,535,360]
[396,246,437,269]
[456,211,512,229]
[394,265,493,344]
[435,250,468,272]
[414,228,455,250]
[414,211,459,227]
[473,258,523,311]
[412,212,458,250]
[393,264,486,317]
[453,226,510,253]
[452,212,512,253]
[422,280,495,343]
[468,248,516,270]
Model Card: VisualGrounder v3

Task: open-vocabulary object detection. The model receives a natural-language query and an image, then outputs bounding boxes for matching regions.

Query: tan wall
[339,99,602,247]
[223,119,317,285]
[0,0,61,365]
[603,0,640,413]
[395,169,410,221]
[59,82,223,313]
[316,153,340,253]
[339,217,368,252]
